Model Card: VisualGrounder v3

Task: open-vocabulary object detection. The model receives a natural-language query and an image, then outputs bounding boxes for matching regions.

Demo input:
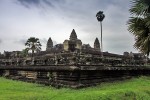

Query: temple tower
[70,29,77,41]
[46,37,53,51]
[94,38,100,51]
[63,29,82,52]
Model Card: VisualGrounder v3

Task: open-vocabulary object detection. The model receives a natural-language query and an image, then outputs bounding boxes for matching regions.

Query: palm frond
[130,0,150,16]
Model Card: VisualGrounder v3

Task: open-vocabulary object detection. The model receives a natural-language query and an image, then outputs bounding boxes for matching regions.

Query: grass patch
[0,76,150,100]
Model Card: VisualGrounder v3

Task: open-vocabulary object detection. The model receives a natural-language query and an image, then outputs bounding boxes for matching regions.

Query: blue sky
[0,0,138,54]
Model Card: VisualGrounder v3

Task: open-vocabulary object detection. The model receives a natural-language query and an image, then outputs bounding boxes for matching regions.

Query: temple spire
[70,29,77,40]
[46,37,53,51]
[94,37,100,51]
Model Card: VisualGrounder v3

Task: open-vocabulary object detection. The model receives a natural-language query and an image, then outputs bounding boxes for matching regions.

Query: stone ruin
[0,29,149,88]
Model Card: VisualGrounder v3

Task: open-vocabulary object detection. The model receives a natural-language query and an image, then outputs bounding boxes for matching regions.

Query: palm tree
[25,37,42,57]
[128,17,150,55]
[129,0,150,17]
[128,0,150,56]
[96,11,105,57]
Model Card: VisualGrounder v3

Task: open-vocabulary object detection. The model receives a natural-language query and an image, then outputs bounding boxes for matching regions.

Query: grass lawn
[0,76,150,100]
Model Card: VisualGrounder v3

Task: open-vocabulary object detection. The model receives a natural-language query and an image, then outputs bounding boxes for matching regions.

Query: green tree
[128,0,150,56]
[21,48,29,57]
[25,37,42,57]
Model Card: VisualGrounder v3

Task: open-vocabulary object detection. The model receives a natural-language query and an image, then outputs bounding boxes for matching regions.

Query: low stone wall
[49,69,150,88]
[0,65,150,88]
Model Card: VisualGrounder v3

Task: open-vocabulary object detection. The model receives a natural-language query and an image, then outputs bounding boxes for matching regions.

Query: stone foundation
[0,65,150,88]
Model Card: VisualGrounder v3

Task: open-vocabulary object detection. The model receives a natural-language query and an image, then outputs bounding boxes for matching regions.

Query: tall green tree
[25,37,42,57]
[128,0,150,56]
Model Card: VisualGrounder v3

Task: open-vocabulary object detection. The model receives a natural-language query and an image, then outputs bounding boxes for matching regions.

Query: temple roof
[47,37,52,43]
[94,38,100,44]
[70,29,77,40]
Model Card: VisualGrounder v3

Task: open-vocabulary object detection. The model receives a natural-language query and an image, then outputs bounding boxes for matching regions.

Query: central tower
[63,29,82,52]
[70,29,77,41]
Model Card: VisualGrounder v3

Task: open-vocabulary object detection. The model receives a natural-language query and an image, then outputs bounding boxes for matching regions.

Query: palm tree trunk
[32,50,34,57]
[100,21,103,57]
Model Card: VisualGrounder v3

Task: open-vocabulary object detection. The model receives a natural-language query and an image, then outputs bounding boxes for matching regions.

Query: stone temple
[0,29,146,66]
[45,29,101,54]
[0,29,148,88]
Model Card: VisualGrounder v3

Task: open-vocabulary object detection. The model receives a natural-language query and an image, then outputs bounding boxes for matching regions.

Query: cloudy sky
[0,0,138,54]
